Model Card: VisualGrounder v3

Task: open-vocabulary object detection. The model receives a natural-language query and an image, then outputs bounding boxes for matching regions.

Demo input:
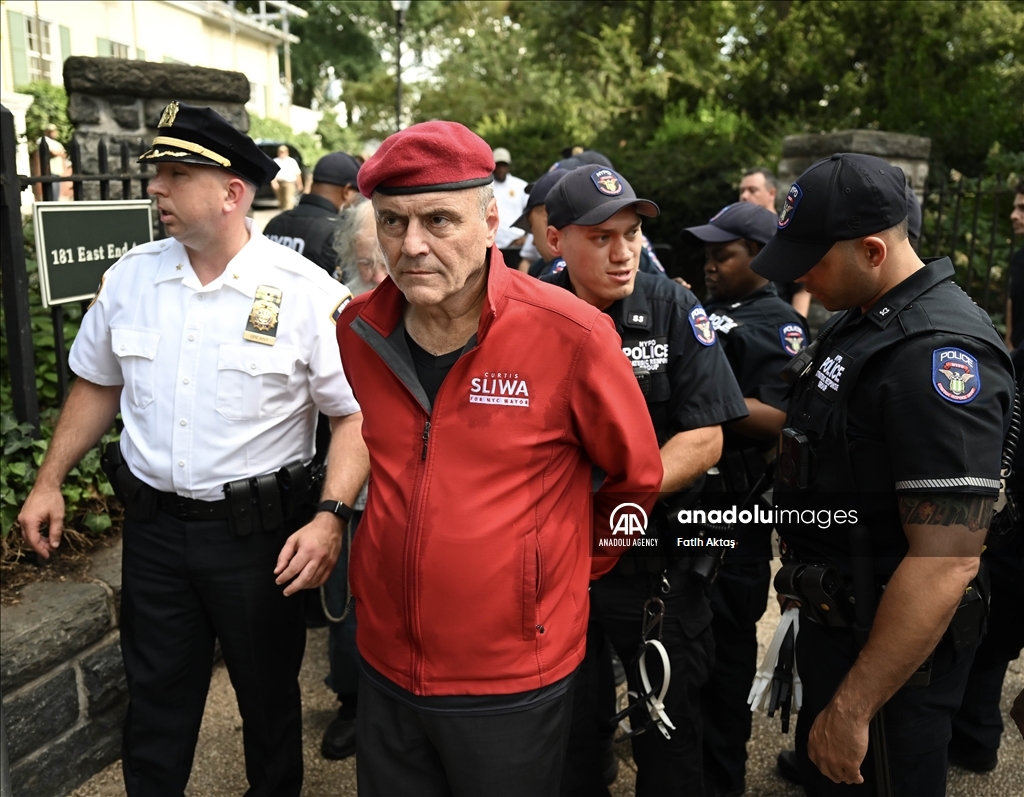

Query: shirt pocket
[111,327,160,409]
[216,343,298,421]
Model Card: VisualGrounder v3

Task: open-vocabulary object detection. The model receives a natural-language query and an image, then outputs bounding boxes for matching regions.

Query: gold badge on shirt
[243,284,283,345]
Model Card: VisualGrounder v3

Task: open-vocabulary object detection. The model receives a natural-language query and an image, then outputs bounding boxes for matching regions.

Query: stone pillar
[777,130,932,201]
[63,57,251,200]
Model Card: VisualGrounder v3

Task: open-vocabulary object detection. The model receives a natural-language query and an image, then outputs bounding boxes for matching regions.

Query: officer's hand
[672,277,692,289]
[273,513,343,596]
[1011,688,1024,739]
[807,700,868,785]
[18,487,66,559]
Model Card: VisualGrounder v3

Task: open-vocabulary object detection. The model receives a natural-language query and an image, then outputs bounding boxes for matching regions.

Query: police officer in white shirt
[491,147,530,266]
[18,102,369,797]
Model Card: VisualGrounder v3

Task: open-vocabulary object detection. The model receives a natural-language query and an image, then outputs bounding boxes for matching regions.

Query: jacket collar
[608,281,652,333]
[298,193,340,214]
[355,246,510,341]
[859,257,955,329]
[706,282,778,311]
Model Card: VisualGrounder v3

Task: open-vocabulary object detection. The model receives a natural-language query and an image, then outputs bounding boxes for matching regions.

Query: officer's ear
[546,225,564,257]
[859,234,888,269]
[223,175,253,215]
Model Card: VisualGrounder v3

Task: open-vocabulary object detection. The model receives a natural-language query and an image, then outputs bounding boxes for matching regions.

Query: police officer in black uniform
[751,153,1015,796]
[948,341,1023,772]
[263,151,362,275]
[544,165,748,797]
[682,202,808,797]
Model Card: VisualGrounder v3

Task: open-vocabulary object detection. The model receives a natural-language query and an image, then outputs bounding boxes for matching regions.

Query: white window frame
[25,16,54,82]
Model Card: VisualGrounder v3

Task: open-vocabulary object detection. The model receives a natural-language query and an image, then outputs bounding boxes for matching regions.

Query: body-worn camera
[634,367,651,399]
[777,428,810,490]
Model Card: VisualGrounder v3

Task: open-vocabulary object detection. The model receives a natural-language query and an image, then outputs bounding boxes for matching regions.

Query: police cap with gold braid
[138,101,278,187]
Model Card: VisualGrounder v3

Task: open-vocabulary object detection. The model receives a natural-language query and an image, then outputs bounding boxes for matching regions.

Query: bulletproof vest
[785,278,1009,497]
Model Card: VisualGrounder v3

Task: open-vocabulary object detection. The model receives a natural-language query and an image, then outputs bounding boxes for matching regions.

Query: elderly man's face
[355,211,389,288]
[373,188,498,307]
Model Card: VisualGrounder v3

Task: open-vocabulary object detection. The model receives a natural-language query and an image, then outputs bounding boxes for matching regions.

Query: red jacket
[337,249,662,696]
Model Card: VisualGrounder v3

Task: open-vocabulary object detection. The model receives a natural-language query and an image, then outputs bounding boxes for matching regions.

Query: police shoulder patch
[688,305,716,346]
[330,294,352,326]
[778,184,802,229]
[779,323,806,356]
[932,347,980,404]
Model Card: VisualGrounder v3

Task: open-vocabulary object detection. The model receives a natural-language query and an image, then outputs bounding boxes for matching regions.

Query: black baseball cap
[683,202,777,245]
[512,169,568,230]
[138,101,278,187]
[546,165,659,230]
[313,152,360,187]
[751,153,908,282]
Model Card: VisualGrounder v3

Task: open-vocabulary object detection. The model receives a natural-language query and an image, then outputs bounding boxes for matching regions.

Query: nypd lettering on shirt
[688,305,716,346]
[469,372,530,406]
[709,313,739,335]
[267,234,306,255]
[622,337,669,373]
[815,353,846,393]
[933,348,980,404]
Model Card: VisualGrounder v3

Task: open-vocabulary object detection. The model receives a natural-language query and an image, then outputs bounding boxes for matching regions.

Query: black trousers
[701,559,771,797]
[120,510,305,797]
[950,549,1024,756]
[356,672,574,797]
[563,567,715,797]
[795,616,976,797]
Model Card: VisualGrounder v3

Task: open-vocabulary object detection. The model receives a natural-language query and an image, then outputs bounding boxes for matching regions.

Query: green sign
[33,200,153,307]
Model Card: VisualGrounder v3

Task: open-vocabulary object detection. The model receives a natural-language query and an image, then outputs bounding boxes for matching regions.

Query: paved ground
[72,564,1023,797]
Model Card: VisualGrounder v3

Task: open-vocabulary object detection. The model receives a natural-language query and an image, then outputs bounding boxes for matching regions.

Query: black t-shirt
[1009,248,1024,348]
[405,331,461,407]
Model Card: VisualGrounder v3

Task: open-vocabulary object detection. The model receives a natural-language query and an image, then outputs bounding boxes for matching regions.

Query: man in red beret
[335,121,664,795]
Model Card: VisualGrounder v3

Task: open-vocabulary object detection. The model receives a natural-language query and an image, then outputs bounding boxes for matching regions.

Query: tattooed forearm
[898,493,995,532]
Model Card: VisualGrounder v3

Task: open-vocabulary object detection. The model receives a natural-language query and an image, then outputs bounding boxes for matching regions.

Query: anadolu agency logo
[610,503,648,536]
[596,501,661,552]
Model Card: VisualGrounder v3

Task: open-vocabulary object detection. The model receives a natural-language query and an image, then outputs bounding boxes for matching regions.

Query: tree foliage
[251,0,1022,271]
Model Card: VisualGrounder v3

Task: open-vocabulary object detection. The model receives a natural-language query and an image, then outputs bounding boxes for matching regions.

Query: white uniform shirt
[273,156,302,183]
[70,220,359,501]
[493,173,529,249]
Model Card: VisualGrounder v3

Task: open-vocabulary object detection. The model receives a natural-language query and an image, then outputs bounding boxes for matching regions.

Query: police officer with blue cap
[544,165,748,797]
[683,201,807,797]
[752,153,1014,796]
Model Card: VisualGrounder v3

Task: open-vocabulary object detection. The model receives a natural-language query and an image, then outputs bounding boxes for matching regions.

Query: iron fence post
[0,104,41,430]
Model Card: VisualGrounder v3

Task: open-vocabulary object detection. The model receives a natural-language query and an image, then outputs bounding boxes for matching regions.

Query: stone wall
[63,57,251,200]
[777,129,932,201]
[1,541,124,796]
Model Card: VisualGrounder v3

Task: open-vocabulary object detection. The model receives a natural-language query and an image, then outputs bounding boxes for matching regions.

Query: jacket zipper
[421,420,431,460]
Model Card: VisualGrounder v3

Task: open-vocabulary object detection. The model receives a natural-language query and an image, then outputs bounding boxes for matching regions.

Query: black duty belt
[155,491,232,521]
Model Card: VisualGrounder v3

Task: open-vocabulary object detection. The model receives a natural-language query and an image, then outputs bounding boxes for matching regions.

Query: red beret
[358,121,495,198]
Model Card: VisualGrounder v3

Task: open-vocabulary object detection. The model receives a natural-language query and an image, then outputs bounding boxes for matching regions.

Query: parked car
[254,140,308,207]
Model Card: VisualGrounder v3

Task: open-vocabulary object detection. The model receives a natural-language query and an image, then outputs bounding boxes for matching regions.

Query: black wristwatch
[316,500,353,523]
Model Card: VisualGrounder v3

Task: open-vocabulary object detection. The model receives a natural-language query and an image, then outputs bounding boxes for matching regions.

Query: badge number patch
[778,184,802,229]
[779,323,806,356]
[688,306,716,346]
[933,348,980,403]
[243,284,283,345]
